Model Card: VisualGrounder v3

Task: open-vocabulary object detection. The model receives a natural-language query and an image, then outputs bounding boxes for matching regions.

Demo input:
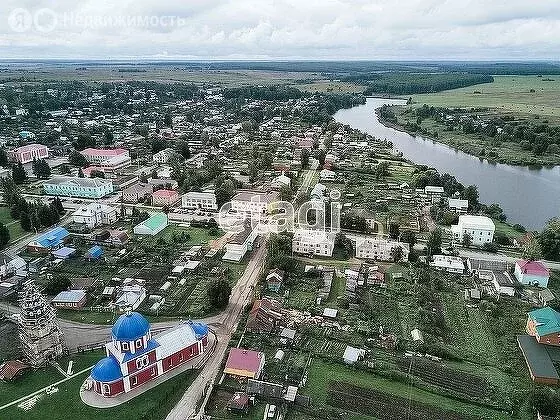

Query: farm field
[301,359,510,420]
[294,80,367,94]
[409,75,560,124]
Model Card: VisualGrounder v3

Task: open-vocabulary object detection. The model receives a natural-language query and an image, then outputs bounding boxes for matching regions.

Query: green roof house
[527,307,560,346]
[133,212,168,236]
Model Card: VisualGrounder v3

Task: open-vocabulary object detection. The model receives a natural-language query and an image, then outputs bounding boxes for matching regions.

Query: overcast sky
[1,0,560,60]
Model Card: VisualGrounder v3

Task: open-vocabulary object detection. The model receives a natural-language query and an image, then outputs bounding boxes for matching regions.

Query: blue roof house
[28,227,70,252]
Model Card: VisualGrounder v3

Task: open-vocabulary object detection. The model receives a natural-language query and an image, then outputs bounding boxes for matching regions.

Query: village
[0,78,559,420]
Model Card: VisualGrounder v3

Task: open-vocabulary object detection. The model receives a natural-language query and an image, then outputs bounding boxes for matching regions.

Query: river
[334,97,560,230]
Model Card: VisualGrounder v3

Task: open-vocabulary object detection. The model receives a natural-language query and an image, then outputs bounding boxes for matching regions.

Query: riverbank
[334,97,560,229]
[382,105,560,167]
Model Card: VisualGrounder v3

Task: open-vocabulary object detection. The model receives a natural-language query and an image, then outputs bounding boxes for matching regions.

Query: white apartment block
[72,203,118,229]
[354,237,410,262]
[152,148,177,164]
[292,229,336,257]
[230,190,279,215]
[182,191,218,210]
[451,215,495,246]
[430,255,465,274]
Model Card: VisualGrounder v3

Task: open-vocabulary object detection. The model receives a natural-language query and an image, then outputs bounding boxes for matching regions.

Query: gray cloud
[1,0,560,59]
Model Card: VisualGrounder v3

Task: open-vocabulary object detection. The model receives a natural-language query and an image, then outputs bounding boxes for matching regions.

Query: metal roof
[52,289,86,303]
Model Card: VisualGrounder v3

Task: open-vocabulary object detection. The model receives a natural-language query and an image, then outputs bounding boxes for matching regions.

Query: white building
[222,222,258,262]
[271,174,291,189]
[152,148,177,164]
[354,237,410,262]
[72,203,118,229]
[230,190,279,215]
[292,229,336,257]
[430,255,465,274]
[451,215,495,246]
[320,169,336,181]
[181,191,218,210]
[448,198,469,214]
[424,185,445,203]
[114,284,146,311]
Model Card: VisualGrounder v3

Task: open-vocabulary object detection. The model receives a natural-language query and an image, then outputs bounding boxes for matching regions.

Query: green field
[410,75,560,124]
[0,353,197,420]
[294,80,367,94]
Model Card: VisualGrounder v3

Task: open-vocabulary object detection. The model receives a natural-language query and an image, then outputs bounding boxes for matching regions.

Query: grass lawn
[409,75,560,124]
[1,365,197,420]
[303,359,510,420]
[0,206,28,243]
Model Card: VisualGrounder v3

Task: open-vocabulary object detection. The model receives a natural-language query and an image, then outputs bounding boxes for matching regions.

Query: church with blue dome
[85,312,209,397]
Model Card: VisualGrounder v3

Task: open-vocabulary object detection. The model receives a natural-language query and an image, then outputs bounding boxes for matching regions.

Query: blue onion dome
[91,357,122,382]
[189,321,209,338]
[111,312,150,342]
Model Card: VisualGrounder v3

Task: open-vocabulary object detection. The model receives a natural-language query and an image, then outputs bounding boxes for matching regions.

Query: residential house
[539,289,556,307]
[72,203,118,229]
[27,227,70,252]
[424,185,444,203]
[515,260,550,288]
[43,177,114,199]
[342,346,365,365]
[122,183,153,203]
[527,307,560,346]
[151,189,179,207]
[266,269,284,292]
[246,298,285,333]
[114,283,147,311]
[271,173,291,190]
[51,290,87,309]
[429,255,465,274]
[320,169,336,181]
[448,198,469,214]
[152,148,178,164]
[292,228,336,257]
[354,237,410,262]
[224,348,265,379]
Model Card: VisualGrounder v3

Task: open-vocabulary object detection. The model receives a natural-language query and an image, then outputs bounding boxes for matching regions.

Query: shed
[274,350,285,361]
[411,328,424,343]
[85,245,103,260]
[51,247,76,259]
[51,289,87,309]
[343,346,365,364]
[323,308,338,319]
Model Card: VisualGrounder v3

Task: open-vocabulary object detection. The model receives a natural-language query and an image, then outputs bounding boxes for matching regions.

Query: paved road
[165,237,268,420]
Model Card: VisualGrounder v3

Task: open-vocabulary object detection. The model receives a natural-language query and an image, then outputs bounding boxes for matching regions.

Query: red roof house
[152,189,179,207]
[224,348,265,379]
[0,360,29,381]
[515,260,550,287]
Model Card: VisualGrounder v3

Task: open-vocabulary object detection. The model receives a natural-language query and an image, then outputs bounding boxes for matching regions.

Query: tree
[316,149,326,166]
[374,161,390,180]
[461,233,472,248]
[164,112,173,127]
[0,149,8,167]
[90,170,105,179]
[388,222,400,239]
[44,275,71,295]
[461,185,480,211]
[538,218,560,261]
[59,164,70,174]
[104,130,114,145]
[78,168,85,178]
[176,141,191,159]
[207,279,231,309]
[426,228,443,256]
[391,245,404,263]
[301,149,310,169]
[278,185,293,202]
[20,211,31,231]
[400,230,417,248]
[12,163,27,184]
[0,223,10,248]
[68,150,89,167]
[334,232,353,259]
[32,159,51,179]
[215,179,235,208]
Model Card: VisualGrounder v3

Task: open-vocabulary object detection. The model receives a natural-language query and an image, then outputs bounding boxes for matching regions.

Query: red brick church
[86,311,208,397]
